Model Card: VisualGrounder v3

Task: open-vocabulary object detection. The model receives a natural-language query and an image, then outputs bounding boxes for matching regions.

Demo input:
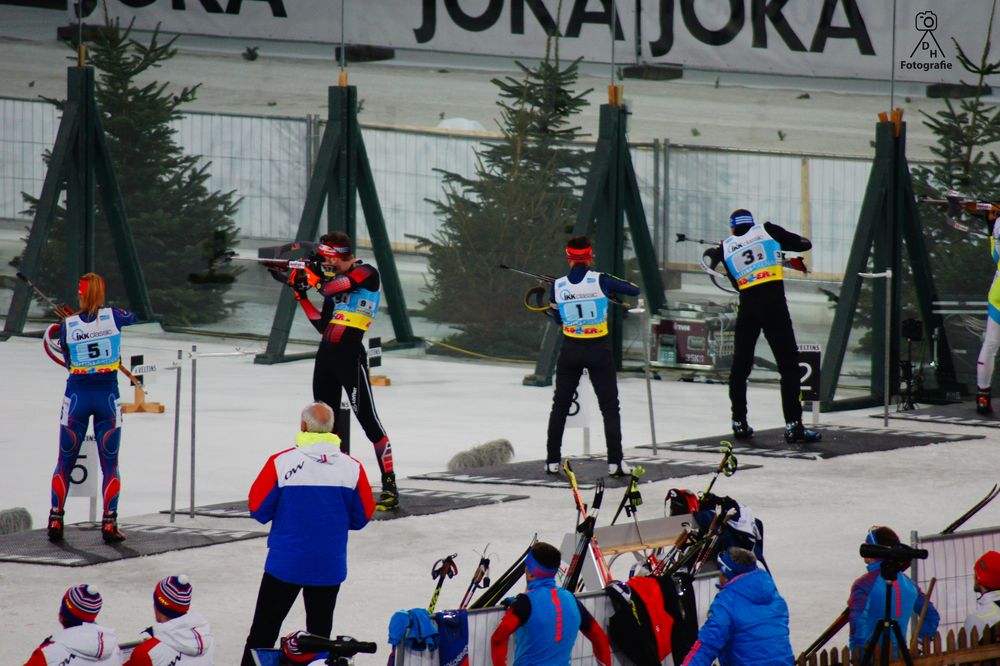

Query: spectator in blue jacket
[241,402,375,666]
[848,526,939,653]
[682,547,793,666]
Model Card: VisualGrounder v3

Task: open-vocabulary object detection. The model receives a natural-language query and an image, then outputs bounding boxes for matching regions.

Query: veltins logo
[902,11,953,72]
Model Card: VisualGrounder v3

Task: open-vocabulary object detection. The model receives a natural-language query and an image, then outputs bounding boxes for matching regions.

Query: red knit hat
[154,575,192,619]
[61,584,102,624]
[975,551,1000,590]
[281,630,322,664]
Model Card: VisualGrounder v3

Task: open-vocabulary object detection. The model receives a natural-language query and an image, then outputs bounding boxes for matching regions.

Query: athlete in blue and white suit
[241,401,375,666]
[48,273,138,544]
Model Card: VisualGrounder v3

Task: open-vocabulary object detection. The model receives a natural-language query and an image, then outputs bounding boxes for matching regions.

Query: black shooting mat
[874,402,1000,429]
[639,424,984,460]
[0,521,267,567]
[408,454,757,490]
[162,487,529,522]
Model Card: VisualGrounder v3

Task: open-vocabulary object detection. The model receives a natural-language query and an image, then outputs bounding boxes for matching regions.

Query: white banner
[76,1,999,85]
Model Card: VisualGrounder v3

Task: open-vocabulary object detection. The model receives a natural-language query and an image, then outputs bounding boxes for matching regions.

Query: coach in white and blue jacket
[240,401,375,666]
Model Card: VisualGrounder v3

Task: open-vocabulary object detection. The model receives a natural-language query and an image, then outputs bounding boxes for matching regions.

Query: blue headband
[730,212,754,228]
[866,528,879,545]
[717,550,756,579]
[525,552,558,579]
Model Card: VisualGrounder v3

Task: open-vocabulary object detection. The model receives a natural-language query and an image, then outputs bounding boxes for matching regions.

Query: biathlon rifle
[222,245,326,291]
[16,272,143,388]
[676,233,811,275]
[920,190,999,236]
[498,264,633,310]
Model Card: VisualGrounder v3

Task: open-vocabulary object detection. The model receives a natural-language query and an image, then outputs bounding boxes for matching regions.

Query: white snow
[2,327,998,663]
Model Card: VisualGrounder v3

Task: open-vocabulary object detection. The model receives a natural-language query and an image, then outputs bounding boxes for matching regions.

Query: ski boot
[376,472,400,511]
[101,512,126,544]
[544,462,560,475]
[608,460,634,478]
[731,420,754,440]
[784,421,822,444]
[977,387,993,415]
[47,508,64,543]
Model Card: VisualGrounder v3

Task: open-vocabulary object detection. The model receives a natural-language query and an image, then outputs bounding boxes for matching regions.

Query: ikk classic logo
[902,10,953,72]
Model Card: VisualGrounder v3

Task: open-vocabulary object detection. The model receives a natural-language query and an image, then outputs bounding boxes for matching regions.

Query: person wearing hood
[124,575,213,665]
[848,525,938,653]
[24,584,122,665]
[241,401,375,666]
[965,550,1000,637]
[682,547,793,666]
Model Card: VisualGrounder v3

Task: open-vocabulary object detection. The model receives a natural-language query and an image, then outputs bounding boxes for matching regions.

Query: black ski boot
[731,420,754,440]
[784,421,822,444]
[47,508,64,542]
[101,512,125,543]
[376,472,400,511]
[978,387,993,415]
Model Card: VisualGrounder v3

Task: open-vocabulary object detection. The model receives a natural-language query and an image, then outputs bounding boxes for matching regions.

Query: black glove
[700,493,721,510]
[720,496,742,520]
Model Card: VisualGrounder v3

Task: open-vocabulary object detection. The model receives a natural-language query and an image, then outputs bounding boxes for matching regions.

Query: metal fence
[0,95,883,378]
[0,95,871,272]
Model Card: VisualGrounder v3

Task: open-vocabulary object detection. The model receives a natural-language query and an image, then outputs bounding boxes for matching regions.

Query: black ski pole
[427,553,458,613]
[703,441,737,498]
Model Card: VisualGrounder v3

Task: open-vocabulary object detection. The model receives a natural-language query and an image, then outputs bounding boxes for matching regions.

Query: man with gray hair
[682,547,793,666]
[241,401,375,666]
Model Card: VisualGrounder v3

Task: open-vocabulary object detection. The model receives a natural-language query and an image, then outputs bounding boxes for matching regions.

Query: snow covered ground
[2,327,999,663]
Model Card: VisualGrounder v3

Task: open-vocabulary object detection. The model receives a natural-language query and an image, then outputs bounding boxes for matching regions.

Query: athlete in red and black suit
[287,232,399,511]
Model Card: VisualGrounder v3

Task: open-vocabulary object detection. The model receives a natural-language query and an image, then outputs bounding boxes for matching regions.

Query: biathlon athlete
[48,273,138,543]
[703,210,821,444]
[975,213,1000,414]
[283,232,399,511]
[545,236,640,477]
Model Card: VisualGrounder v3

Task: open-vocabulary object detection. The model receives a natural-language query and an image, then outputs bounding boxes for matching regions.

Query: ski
[941,484,999,534]
[797,607,849,663]
[458,545,491,610]
[469,536,536,609]
[427,553,458,613]
[562,460,609,592]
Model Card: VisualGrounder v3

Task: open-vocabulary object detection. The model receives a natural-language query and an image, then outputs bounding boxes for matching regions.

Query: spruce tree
[419,34,592,358]
[21,18,240,325]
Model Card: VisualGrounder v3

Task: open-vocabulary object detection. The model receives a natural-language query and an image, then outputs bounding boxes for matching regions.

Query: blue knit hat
[717,549,757,579]
[730,210,754,228]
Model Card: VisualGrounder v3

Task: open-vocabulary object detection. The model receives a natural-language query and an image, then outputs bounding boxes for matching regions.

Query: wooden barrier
[799,625,1000,666]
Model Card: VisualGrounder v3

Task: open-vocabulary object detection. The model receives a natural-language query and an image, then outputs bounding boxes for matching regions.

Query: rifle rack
[559,514,688,591]
[121,383,164,414]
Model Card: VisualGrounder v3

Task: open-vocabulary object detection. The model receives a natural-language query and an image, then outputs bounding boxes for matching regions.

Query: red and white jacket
[248,431,375,586]
[25,623,122,665]
[123,611,214,665]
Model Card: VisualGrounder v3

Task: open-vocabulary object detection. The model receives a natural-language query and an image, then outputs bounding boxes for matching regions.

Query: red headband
[317,243,350,258]
[566,246,593,262]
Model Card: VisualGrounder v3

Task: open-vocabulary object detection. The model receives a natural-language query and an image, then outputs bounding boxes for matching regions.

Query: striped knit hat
[154,575,193,619]
[61,584,102,624]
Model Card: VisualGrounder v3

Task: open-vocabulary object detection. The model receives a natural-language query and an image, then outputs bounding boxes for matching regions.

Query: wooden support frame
[3,66,154,339]
[254,84,416,366]
[523,102,667,386]
[820,116,958,409]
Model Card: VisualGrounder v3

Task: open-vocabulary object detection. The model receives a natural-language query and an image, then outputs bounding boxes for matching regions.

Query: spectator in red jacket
[241,401,375,666]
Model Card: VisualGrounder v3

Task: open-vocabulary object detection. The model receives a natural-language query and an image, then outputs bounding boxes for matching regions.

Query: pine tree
[21,18,240,325]
[418,34,592,358]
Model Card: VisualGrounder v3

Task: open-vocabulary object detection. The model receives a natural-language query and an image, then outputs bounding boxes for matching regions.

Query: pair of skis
[797,484,999,662]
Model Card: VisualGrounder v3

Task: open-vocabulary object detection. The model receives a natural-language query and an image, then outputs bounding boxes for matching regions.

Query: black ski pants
[313,340,387,447]
[546,337,623,465]
[241,572,341,666]
[729,292,803,424]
